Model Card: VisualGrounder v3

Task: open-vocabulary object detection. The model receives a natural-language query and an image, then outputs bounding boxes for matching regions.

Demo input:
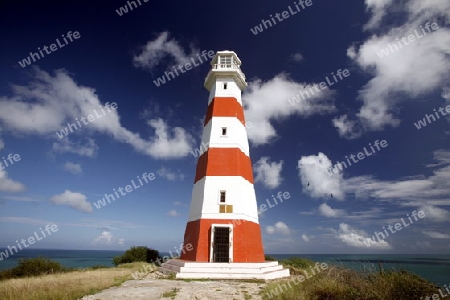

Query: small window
[223,83,228,90]
[219,204,233,213]
[221,127,227,136]
[220,191,226,203]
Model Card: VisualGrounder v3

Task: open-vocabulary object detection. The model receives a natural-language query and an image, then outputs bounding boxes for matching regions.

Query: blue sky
[0,0,449,255]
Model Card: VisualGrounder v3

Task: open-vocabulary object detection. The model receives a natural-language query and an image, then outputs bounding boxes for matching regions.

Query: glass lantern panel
[219,56,232,67]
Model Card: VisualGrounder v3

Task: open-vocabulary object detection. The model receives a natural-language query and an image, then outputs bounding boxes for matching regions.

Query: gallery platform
[159,259,290,280]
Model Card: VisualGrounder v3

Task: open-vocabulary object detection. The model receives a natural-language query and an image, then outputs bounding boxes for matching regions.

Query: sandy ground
[79,272,266,300]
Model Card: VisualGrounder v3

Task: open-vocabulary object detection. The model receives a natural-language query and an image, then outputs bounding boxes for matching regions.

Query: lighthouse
[161,51,290,279]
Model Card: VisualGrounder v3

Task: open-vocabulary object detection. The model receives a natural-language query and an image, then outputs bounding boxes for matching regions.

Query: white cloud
[253,157,283,189]
[443,86,450,102]
[0,216,54,226]
[243,74,336,145]
[53,138,98,158]
[344,0,450,135]
[0,195,35,202]
[64,218,147,230]
[167,210,181,217]
[133,31,198,71]
[297,152,344,200]
[295,150,450,213]
[157,167,184,181]
[301,234,310,242]
[266,226,275,234]
[415,241,432,249]
[64,162,82,174]
[290,52,304,62]
[319,203,345,217]
[117,238,125,245]
[419,205,450,222]
[345,176,433,200]
[343,151,450,207]
[337,223,392,250]
[0,168,25,193]
[266,221,291,235]
[49,190,92,213]
[332,115,362,139]
[364,0,393,30]
[426,149,450,167]
[422,230,450,239]
[145,118,194,159]
[0,128,4,150]
[0,68,194,159]
[173,201,182,206]
[92,231,113,244]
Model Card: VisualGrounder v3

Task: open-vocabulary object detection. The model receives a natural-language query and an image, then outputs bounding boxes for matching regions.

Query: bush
[0,268,15,281]
[14,257,66,277]
[89,264,110,270]
[265,255,276,261]
[147,248,160,263]
[113,246,161,266]
[280,257,316,275]
[281,257,315,269]
[0,257,66,280]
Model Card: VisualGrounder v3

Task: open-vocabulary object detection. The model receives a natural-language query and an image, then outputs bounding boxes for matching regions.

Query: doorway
[210,225,232,262]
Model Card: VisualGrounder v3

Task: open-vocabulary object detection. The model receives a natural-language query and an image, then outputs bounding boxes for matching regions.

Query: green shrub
[89,264,109,270]
[146,248,160,263]
[265,255,276,261]
[16,257,65,277]
[0,257,66,280]
[0,268,15,281]
[113,246,161,266]
[281,257,315,269]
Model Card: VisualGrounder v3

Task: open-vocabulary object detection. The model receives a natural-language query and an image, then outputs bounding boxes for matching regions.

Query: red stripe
[195,148,253,183]
[180,218,265,262]
[204,97,245,126]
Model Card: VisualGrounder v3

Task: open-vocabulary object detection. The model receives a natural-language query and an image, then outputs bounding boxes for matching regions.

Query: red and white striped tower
[180,50,264,263]
[161,51,289,279]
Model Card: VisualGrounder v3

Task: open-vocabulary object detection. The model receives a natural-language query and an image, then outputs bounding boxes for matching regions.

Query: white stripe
[188,176,259,223]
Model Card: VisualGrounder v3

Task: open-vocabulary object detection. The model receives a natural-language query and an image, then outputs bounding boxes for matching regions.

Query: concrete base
[159,259,290,280]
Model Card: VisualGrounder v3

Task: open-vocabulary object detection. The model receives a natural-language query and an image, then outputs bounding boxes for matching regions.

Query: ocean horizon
[0,249,448,287]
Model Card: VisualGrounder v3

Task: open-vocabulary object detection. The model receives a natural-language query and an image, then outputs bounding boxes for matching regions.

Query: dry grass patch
[0,263,144,300]
[261,265,442,300]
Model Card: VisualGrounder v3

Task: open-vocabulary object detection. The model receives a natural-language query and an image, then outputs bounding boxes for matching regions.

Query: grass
[279,257,316,275]
[178,277,210,282]
[0,262,144,300]
[0,256,443,300]
[260,263,442,300]
[162,287,180,299]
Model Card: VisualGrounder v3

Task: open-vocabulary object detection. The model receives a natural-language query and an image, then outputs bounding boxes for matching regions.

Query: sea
[0,249,449,287]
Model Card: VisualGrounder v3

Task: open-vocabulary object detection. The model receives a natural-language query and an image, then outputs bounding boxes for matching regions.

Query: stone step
[161,263,283,274]
[167,260,280,269]
[159,259,290,280]
[173,268,290,280]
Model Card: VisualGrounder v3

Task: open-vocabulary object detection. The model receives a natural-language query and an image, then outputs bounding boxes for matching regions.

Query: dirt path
[79,272,266,300]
